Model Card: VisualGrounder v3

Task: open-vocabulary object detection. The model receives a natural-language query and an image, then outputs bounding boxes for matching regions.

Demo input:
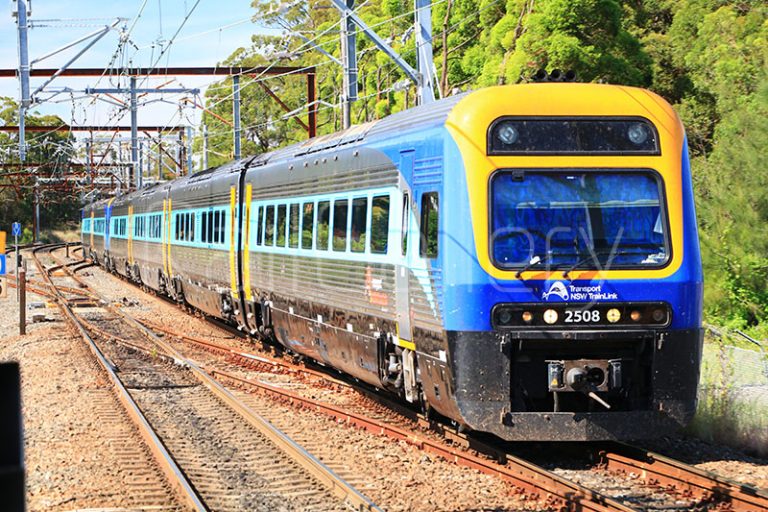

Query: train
[82,82,704,441]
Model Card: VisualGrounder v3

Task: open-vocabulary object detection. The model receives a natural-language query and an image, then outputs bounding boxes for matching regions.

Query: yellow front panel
[445,83,685,281]
[242,183,253,302]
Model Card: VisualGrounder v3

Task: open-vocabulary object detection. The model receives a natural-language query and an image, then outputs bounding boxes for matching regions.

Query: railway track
[52,243,768,511]
[29,244,379,512]
[114,317,768,510]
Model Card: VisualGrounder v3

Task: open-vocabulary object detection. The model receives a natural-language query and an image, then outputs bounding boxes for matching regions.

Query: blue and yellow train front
[439,84,703,441]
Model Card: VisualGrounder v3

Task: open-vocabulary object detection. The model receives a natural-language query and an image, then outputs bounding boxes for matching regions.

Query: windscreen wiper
[562,252,597,280]
[515,253,551,279]
[562,247,655,279]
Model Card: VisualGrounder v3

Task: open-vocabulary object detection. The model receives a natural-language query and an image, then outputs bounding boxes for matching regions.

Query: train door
[231,167,249,331]
[104,198,114,258]
[395,150,415,348]
[240,176,259,334]
[394,150,420,402]
[161,186,172,294]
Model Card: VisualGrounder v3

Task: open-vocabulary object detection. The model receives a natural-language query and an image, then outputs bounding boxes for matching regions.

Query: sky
[0,0,282,130]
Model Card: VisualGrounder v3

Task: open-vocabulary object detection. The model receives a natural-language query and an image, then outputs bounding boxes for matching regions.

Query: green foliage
[196,0,767,330]
[0,97,79,235]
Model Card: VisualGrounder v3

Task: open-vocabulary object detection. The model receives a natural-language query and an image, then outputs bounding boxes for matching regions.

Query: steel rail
[66,243,768,511]
[139,318,351,386]
[46,246,379,511]
[62,247,634,510]
[598,442,768,512]
[108,306,381,512]
[210,369,633,512]
[29,245,207,512]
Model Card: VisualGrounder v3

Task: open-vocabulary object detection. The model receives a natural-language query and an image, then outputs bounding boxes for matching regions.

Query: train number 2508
[564,309,601,323]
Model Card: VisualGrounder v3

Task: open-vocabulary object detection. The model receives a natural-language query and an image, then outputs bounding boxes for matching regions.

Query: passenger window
[265,205,275,246]
[207,212,214,243]
[350,197,367,253]
[371,195,390,254]
[256,206,264,246]
[217,211,225,244]
[401,193,409,256]
[202,213,208,243]
[420,192,439,258]
[220,211,225,244]
[276,204,287,247]
[301,202,314,249]
[213,211,219,243]
[332,199,349,251]
[316,201,330,250]
[289,203,299,248]
[189,213,195,242]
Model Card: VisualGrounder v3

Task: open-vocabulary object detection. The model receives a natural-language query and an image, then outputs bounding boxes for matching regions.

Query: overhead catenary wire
[8,0,496,185]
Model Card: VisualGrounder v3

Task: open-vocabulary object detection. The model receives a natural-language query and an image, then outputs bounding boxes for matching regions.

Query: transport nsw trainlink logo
[542,281,618,301]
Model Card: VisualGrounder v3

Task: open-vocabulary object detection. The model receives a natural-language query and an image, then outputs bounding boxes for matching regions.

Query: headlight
[497,122,519,145]
[606,308,621,323]
[497,309,513,325]
[543,309,558,325]
[627,123,649,145]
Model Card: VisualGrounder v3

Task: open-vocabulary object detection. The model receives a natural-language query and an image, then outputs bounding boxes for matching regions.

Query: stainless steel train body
[82,83,704,441]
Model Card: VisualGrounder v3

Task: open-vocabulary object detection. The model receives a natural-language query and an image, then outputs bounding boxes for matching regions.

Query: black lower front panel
[446,328,703,441]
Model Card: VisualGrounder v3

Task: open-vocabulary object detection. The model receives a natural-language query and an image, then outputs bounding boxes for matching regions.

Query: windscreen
[491,171,668,270]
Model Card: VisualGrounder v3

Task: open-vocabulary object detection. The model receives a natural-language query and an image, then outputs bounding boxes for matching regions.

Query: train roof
[83,83,681,209]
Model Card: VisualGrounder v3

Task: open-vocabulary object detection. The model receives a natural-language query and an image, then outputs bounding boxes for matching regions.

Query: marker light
[497,123,519,145]
[543,309,558,325]
[606,308,621,323]
[630,310,642,322]
[521,311,533,323]
[652,308,666,323]
[627,123,649,145]
[498,309,513,325]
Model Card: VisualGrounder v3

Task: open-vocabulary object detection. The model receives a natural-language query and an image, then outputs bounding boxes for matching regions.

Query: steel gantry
[0,66,318,190]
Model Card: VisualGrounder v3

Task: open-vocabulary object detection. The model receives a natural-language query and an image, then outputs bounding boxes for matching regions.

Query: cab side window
[419,192,439,258]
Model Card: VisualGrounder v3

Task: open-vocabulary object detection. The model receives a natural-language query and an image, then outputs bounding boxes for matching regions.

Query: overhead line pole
[14,0,31,162]
[329,0,436,123]
[202,124,208,170]
[308,73,317,138]
[414,0,437,104]
[340,0,357,129]
[130,77,139,189]
[185,126,193,175]
[233,75,241,160]
[86,86,200,189]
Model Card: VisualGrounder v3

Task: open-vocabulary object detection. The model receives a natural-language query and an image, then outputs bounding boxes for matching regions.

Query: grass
[688,335,768,456]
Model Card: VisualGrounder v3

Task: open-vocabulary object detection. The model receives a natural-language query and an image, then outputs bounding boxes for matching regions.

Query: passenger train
[82,83,704,441]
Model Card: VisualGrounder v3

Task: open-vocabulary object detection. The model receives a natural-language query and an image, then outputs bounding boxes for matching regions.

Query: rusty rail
[599,442,768,512]
[63,243,768,512]
[29,245,207,511]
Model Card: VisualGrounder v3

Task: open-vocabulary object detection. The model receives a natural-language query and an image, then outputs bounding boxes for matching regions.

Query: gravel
[0,258,177,511]
[36,246,768,510]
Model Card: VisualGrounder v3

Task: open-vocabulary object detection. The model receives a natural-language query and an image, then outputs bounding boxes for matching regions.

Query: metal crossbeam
[0,66,315,77]
[0,125,184,132]
[85,87,200,94]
